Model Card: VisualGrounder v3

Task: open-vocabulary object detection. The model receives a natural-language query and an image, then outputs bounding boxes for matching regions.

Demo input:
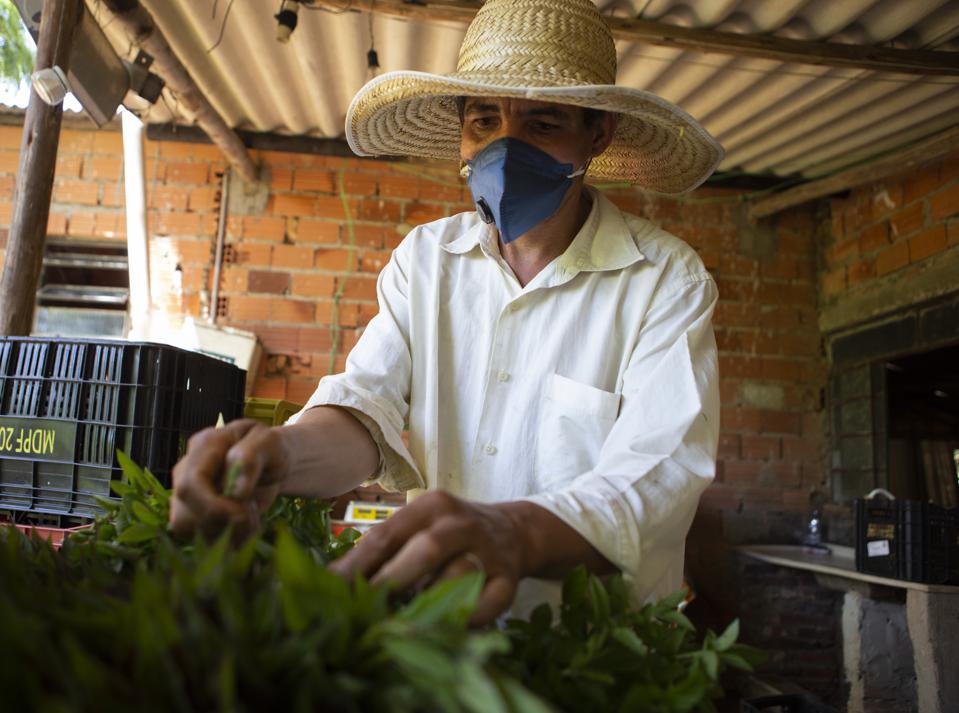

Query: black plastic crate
[854,497,899,579]
[899,501,958,585]
[0,337,245,522]
[741,695,837,713]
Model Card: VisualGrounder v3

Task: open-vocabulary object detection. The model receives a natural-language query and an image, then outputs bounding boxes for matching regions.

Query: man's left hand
[328,490,527,625]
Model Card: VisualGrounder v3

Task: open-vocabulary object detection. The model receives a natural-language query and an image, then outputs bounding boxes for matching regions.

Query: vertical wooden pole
[0,0,82,336]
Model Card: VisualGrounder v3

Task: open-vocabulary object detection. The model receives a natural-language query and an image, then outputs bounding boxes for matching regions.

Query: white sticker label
[867,540,890,557]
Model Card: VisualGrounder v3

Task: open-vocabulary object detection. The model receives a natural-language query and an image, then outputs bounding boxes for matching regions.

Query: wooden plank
[101,0,259,183]
[315,0,959,77]
[144,123,367,159]
[0,0,82,337]
[749,124,959,219]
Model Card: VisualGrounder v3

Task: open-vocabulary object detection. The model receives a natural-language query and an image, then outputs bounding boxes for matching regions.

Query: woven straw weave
[346,0,723,193]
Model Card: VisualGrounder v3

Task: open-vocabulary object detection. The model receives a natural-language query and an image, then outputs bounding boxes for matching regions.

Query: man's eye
[532,121,558,132]
[472,117,498,129]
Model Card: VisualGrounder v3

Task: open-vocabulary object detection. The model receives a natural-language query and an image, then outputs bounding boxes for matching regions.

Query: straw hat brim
[346,71,725,194]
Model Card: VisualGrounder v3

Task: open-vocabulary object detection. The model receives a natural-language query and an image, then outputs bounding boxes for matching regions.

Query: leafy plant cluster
[0,453,762,712]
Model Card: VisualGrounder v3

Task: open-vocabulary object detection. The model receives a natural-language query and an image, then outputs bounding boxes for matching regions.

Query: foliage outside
[0,452,764,712]
[0,0,33,84]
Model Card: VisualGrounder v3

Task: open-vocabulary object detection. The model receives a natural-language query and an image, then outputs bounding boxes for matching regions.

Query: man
[171,0,723,625]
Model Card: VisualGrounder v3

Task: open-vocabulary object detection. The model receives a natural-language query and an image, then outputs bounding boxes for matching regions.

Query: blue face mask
[460,137,587,244]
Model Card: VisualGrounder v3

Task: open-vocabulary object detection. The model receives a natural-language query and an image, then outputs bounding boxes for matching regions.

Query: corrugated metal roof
[90,0,959,181]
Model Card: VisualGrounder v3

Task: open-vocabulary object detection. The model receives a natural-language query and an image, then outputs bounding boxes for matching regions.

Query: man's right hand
[170,418,290,540]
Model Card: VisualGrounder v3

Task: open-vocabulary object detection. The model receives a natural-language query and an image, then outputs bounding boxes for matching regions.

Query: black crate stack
[856,496,959,585]
[0,338,245,524]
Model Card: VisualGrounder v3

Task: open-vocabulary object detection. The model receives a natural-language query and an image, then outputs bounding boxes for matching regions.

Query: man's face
[459,97,613,169]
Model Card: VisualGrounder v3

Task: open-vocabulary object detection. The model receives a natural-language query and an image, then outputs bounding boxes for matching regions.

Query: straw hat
[345,0,724,194]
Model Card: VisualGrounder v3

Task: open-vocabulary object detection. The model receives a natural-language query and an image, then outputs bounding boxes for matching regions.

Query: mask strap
[567,157,591,179]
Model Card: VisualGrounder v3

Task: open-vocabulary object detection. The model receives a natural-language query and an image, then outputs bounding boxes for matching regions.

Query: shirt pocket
[535,373,621,491]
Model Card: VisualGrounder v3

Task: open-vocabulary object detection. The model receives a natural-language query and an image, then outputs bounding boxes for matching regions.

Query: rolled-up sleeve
[522,275,719,604]
[286,238,425,493]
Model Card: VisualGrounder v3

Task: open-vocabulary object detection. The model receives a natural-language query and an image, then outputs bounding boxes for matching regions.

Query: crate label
[0,417,76,461]
[866,523,895,540]
[867,540,890,557]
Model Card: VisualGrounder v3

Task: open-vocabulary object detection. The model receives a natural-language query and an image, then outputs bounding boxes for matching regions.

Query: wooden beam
[144,123,367,159]
[0,0,82,337]
[749,124,959,219]
[317,0,959,77]
[101,0,259,183]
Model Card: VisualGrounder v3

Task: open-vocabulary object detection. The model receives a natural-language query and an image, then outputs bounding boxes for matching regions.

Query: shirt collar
[438,187,646,277]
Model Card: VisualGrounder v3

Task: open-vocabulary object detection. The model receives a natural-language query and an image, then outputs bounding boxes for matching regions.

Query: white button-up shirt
[289,188,719,618]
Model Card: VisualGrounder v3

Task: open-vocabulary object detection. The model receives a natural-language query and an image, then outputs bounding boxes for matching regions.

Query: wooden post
[0,0,82,336]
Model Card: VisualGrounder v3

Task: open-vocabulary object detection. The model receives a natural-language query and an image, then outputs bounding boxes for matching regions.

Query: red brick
[888,202,924,238]
[901,164,941,203]
[47,212,67,235]
[54,179,99,206]
[56,154,82,178]
[930,183,959,221]
[403,202,444,225]
[826,236,857,265]
[94,212,125,239]
[158,141,224,162]
[847,258,876,285]
[270,166,294,192]
[875,241,909,277]
[298,327,333,352]
[821,267,846,297]
[314,196,348,221]
[359,249,391,274]
[188,187,218,212]
[357,302,379,326]
[718,434,741,459]
[721,407,762,433]
[291,273,335,298]
[761,358,802,382]
[908,225,947,262]
[255,326,299,353]
[719,356,762,379]
[273,194,317,217]
[948,220,959,247]
[760,257,797,281]
[82,157,122,181]
[0,125,22,150]
[91,131,123,155]
[351,224,389,248]
[252,377,287,399]
[180,266,208,292]
[379,175,421,199]
[236,243,272,267]
[219,266,248,292]
[244,216,286,242]
[360,199,403,222]
[714,302,759,328]
[165,162,210,185]
[293,169,335,193]
[741,435,781,461]
[338,275,378,301]
[343,173,378,196]
[286,379,320,405]
[0,151,19,174]
[59,129,94,153]
[152,211,203,237]
[857,223,888,254]
[270,300,316,323]
[272,244,314,269]
[297,219,340,245]
[760,410,802,435]
[248,270,291,294]
[67,211,96,236]
[165,239,213,264]
[315,248,355,272]
[149,186,189,211]
[697,246,720,271]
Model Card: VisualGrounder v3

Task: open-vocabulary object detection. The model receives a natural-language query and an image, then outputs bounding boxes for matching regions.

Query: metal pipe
[121,107,151,338]
[209,167,230,325]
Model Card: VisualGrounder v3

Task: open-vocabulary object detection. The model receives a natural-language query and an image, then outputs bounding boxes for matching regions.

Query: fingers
[170,419,273,538]
[471,576,517,627]
[329,491,460,580]
[369,515,471,589]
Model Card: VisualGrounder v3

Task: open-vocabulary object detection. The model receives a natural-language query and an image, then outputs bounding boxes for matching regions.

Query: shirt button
[484,443,497,455]
[497,370,510,382]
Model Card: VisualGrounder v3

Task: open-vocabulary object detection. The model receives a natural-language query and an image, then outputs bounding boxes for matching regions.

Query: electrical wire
[206,0,236,53]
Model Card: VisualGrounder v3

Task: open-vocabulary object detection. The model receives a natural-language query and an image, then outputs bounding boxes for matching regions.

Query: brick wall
[822,150,959,302]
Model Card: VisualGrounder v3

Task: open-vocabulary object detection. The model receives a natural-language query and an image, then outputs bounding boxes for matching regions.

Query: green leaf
[657,588,689,612]
[714,619,739,652]
[719,653,753,672]
[587,573,610,626]
[700,649,719,680]
[116,522,158,544]
[659,610,695,632]
[496,675,556,713]
[397,572,483,629]
[456,662,508,713]
[612,627,647,656]
[668,668,708,712]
